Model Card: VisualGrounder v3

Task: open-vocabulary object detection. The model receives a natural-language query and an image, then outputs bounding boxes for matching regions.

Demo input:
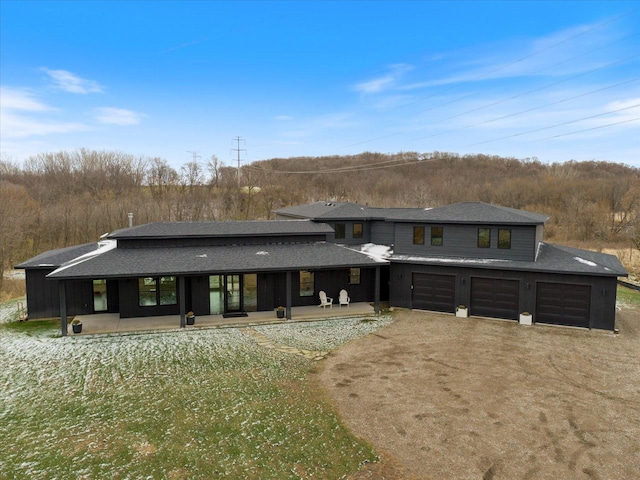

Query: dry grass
[0,277,26,303]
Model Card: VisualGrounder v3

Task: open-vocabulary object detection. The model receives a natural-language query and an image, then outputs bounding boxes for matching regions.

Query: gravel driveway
[318,307,640,479]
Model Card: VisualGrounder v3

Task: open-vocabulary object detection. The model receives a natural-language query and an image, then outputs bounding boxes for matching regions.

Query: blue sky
[1,1,639,169]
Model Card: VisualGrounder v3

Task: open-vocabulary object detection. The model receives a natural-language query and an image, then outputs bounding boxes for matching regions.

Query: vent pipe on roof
[128,212,133,228]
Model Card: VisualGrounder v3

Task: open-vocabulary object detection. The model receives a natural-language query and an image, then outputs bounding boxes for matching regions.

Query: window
[139,277,157,306]
[353,223,363,239]
[159,276,177,305]
[413,226,425,245]
[299,271,315,297]
[349,267,361,285]
[498,229,511,249]
[431,226,443,246]
[139,276,177,307]
[334,223,345,239]
[478,228,491,248]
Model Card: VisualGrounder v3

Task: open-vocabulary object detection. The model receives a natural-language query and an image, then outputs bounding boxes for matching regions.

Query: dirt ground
[317,307,640,480]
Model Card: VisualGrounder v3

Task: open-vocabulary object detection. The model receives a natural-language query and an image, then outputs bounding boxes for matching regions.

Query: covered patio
[70,302,378,335]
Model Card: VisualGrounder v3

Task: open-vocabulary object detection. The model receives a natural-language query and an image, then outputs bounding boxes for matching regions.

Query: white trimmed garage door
[412,273,456,313]
[470,277,520,320]
[536,282,591,328]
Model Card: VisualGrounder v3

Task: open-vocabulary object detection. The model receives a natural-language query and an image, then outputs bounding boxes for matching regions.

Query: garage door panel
[536,282,590,328]
[412,273,455,313]
[471,278,519,320]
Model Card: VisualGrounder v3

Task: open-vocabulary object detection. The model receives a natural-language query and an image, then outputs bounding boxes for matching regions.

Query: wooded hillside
[2,149,639,291]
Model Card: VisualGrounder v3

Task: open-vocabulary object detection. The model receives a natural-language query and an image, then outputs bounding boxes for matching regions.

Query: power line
[467,103,640,147]
[534,117,640,141]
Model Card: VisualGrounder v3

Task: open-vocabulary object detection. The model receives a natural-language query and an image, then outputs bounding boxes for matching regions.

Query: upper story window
[413,226,425,245]
[431,226,443,246]
[353,223,363,239]
[498,229,511,249]
[478,228,491,248]
[334,223,345,239]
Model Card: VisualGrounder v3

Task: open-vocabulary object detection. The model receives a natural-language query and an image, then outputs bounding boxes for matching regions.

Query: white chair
[339,289,350,307]
[318,291,333,308]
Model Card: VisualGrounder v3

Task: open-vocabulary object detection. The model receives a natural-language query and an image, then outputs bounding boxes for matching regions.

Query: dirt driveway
[318,307,640,479]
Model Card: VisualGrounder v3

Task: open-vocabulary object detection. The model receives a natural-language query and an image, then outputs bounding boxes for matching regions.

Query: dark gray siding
[370,221,395,246]
[389,263,618,330]
[24,270,92,319]
[393,223,537,261]
[325,221,371,244]
[117,234,326,249]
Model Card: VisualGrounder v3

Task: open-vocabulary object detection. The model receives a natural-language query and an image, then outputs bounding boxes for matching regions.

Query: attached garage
[412,273,456,313]
[470,277,519,320]
[536,282,591,328]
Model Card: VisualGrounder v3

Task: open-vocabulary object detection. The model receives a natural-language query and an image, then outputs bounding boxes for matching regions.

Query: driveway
[318,307,640,479]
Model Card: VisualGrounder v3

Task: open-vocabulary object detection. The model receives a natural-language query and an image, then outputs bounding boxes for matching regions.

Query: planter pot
[519,314,532,325]
[276,309,285,319]
[455,308,468,318]
[186,315,195,325]
[72,323,83,334]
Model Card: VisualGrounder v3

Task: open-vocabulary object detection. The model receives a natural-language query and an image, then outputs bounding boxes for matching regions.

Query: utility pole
[186,151,201,163]
[231,137,246,188]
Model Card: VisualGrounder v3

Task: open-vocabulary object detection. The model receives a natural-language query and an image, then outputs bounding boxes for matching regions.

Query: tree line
[2,148,640,292]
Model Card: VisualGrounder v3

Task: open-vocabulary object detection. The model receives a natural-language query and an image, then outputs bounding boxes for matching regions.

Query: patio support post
[59,281,68,336]
[285,271,292,320]
[179,276,186,328]
[374,266,381,315]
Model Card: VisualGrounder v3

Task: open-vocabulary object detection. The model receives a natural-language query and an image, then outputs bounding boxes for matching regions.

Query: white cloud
[41,68,104,94]
[0,110,90,138]
[275,115,293,121]
[353,64,413,94]
[95,107,146,125]
[0,85,90,139]
[0,86,51,111]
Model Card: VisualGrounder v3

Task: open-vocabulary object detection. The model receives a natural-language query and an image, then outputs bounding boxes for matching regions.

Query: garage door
[412,273,456,313]
[536,282,591,328]
[471,277,519,320]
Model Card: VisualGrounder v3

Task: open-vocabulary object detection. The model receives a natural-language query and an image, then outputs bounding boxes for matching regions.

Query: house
[17,201,627,335]
[274,201,627,330]
[16,219,387,336]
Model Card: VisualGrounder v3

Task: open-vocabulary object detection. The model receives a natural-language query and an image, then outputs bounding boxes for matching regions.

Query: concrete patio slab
[71,303,377,335]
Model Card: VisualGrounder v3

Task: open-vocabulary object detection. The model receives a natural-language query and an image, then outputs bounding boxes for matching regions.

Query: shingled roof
[15,243,99,269]
[273,201,421,221]
[384,202,550,224]
[109,219,333,239]
[47,242,388,280]
[387,241,626,277]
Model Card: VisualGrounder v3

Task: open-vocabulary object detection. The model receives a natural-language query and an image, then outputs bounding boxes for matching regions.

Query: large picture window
[334,223,345,239]
[139,276,177,306]
[413,226,425,245]
[498,229,511,249]
[431,226,443,246]
[478,228,491,248]
[299,271,315,297]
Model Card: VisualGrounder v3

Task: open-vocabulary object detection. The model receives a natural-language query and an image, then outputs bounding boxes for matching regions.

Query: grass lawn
[616,284,640,306]
[0,316,391,479]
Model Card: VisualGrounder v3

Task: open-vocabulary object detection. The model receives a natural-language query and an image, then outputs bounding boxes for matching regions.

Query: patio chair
[338,289,350,307]
[318,291,333,308]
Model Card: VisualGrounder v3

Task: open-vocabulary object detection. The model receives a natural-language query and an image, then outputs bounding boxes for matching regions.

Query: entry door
[209,275,224,314]
[225,275,242,312]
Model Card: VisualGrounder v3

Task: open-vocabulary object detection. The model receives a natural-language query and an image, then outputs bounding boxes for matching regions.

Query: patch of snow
[255,251,269,255]
[574,256,597,267]
[196,254,208,258]
[49,240,117,275]
[358,243,392,262]
[392,254,509,264]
